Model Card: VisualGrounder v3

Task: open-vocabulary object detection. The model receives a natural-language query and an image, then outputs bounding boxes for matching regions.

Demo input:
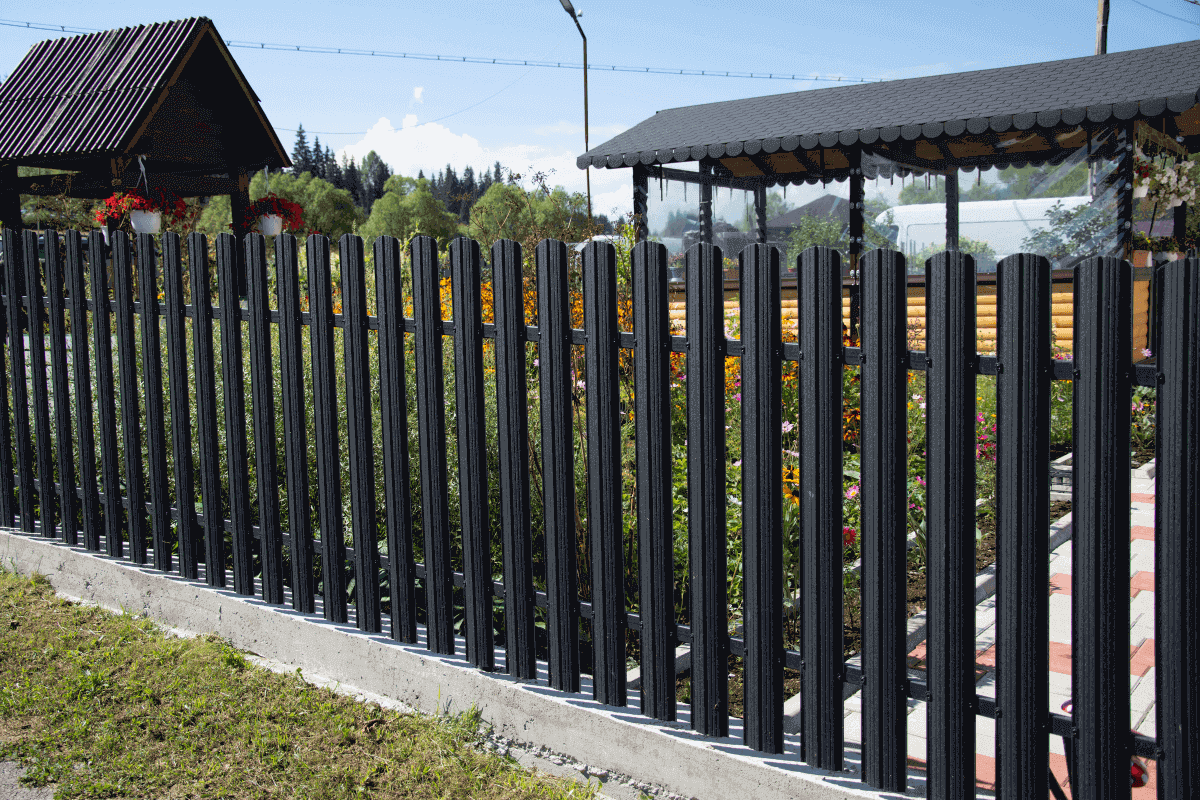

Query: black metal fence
[0,226,1196,800]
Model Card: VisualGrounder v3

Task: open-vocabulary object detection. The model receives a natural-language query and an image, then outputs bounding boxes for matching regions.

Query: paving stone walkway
[842,460,1158,797]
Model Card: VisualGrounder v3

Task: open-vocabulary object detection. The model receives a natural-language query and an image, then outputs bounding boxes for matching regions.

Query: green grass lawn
[0,569,597,800]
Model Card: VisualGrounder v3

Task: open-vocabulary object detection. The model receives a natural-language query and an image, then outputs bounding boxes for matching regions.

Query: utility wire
[0,17,885,83]
[1123,0,1200,23]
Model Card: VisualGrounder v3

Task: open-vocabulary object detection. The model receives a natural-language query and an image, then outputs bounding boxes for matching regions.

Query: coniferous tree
[343,154,362,207]
[324,146,342,188]
[291,125,312,176]
[492,161,503,185]
[310,136,323,179]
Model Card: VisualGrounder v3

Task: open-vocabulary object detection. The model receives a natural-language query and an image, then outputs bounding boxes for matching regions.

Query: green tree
[909,235,1000,272]
[291,125,311,176]
[196,170,362,240]
[467,180,597,257]
[1019,200,1113,266]
[359,178,460,249]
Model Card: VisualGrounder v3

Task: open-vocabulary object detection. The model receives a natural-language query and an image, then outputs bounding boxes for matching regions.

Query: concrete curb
[0,530,917,800]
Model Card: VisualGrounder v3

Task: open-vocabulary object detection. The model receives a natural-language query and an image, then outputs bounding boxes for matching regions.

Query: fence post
[137,232,171,571]
[685,241,728,737]
[188,233,225,587]
[66,231,100,551]
[796,244,844,770]
[375,235,417,641]
[113,232,148,564]
[307,234,347,622]
[162,232,198,578]
[450,236,494,669]
[536,238,580,692]
[0,229,15,528]
[1155,255,1200,799]
[216,233,253,595]
[491,238,536,679]
[859,247,909,790]
[246,233,284,605]
[23,229,56,540]
[6,230,34,533]
[1072,255,1132,798]
[925,249,977,798]
[632,240,675,720]
[340,234,382,632]
[995,252,1051,798]
[411,234,454,654]
[741,242,783,753]
[583,240,626,707]
[277,234,316,613]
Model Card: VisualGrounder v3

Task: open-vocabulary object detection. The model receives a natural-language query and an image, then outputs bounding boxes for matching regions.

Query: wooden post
[230,168,250,297]
[0,163,22,232]
[633,164,649,243]
[946,169,960,251]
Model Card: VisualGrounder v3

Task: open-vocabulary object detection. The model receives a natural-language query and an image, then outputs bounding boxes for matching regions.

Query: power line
[0,17,885,83]
[1123,0,1200,24]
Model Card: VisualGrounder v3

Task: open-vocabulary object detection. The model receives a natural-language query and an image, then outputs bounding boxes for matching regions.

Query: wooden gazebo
[579,39,1200,268]
[0,17,290,236]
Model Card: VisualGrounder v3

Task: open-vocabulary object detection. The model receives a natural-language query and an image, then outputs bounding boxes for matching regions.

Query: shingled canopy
[580,39,1200,263]
[0,16,291,235]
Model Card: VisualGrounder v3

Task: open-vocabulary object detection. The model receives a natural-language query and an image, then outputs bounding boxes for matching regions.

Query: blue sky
[3,0,1198,219]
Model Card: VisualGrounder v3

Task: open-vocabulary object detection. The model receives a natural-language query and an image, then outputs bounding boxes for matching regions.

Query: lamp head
[559,0,578,17]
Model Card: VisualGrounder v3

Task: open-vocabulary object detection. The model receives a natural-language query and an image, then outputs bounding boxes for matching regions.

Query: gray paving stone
[1130,539,1156,576]
[1131,667,1156,733]
[1129,591,1156,638]
[1048,594,1073,645]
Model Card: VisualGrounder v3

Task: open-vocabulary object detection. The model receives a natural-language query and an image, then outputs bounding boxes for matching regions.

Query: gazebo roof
[579,39,1200,184]
[0,17,290,196]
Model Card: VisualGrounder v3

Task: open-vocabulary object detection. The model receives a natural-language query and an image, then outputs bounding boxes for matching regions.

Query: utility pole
[1091,0,1110,198]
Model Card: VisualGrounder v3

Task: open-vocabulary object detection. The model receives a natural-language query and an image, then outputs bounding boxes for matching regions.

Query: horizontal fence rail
[0,227,1192,799]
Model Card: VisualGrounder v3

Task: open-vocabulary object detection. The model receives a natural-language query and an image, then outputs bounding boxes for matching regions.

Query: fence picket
[448,236,493,669]
[341,234,381,632]
[631,240,675,720]
[411,234,454,653]
[277,234,315,612]
[67,231,100,551]
[924,249,977,798]
[1154,255,1200,800]
[1072,255,1132,798]
[374,235,416,641]
[113,232,147,563]
[583,241,625,707]
[536,238,580,693]
[0,230,15,528]
[23,229,56,539]
[216,233,254,595]
[246,234,284,604]
[307,234,347,622]
[685,241,728,737]
[45,230,78,546]
[92,230,122,557]
[162,233,198,578]
[188,233,225,586]
[740,242,783,753]
[7,230,35,532]
[995,252,1051,798]
[491,238,535,678]
[137,233,171,571]
[859,247,909,790]
[796,244,844,769]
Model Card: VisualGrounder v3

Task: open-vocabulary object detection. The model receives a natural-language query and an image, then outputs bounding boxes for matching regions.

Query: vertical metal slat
[1072,255,1132,799]
[92,230,121,557]
[188,233,224,586]
[924,249,977,798]
[0,229,16,528]
[491,238,535,678]
[8,230,35,532]
[685,241,728,737]
[136,232,171,570]
[66,231,99,550]
[23,229,57,540]
[112,232,147,563]
[162,232,198,578]
[741,242,783,753]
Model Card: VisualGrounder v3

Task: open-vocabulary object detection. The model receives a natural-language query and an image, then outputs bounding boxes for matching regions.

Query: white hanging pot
[259,214,283,236]
[1133,182,1148,199]
[130,210,162,234]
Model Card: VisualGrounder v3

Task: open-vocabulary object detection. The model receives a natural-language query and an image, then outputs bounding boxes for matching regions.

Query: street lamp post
[558,0,591,220]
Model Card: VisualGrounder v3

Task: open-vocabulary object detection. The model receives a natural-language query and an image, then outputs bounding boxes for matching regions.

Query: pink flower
[845,484,859,500]
[781,420,795,434]
[1142,348,1153,358]
[533,358,539,367]
[734,393,741,402]
[733,459,742,467]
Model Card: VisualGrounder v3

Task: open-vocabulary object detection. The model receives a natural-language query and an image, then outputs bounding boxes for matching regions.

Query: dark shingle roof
[767,194,848,228]
[579,39,1200,170]
[0,17,286,166]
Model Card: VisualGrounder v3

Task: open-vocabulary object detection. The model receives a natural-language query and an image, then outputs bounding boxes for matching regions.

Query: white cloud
[413,86,424,103]
[338,116,632,219]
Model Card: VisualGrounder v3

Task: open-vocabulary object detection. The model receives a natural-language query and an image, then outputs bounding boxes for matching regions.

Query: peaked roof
[0,17,289,169]
[767,194,849,228]
[579,39,1200,174]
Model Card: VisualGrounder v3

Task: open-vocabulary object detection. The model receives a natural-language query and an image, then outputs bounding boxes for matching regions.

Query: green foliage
[360,178,460,249]
[16,166,104,231]
[467,180,597,256]
[1018,199,1112,265]
[896,162,1089,205]
[909,235,1000,272]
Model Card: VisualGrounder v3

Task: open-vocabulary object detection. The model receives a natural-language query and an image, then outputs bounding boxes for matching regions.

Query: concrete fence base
[0,529,916,800]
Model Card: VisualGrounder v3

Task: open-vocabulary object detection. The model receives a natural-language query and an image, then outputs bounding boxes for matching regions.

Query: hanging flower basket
[95,187,186,235]
[241,193,304,236]
[259,214,284,236]
[130,209,162,234]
